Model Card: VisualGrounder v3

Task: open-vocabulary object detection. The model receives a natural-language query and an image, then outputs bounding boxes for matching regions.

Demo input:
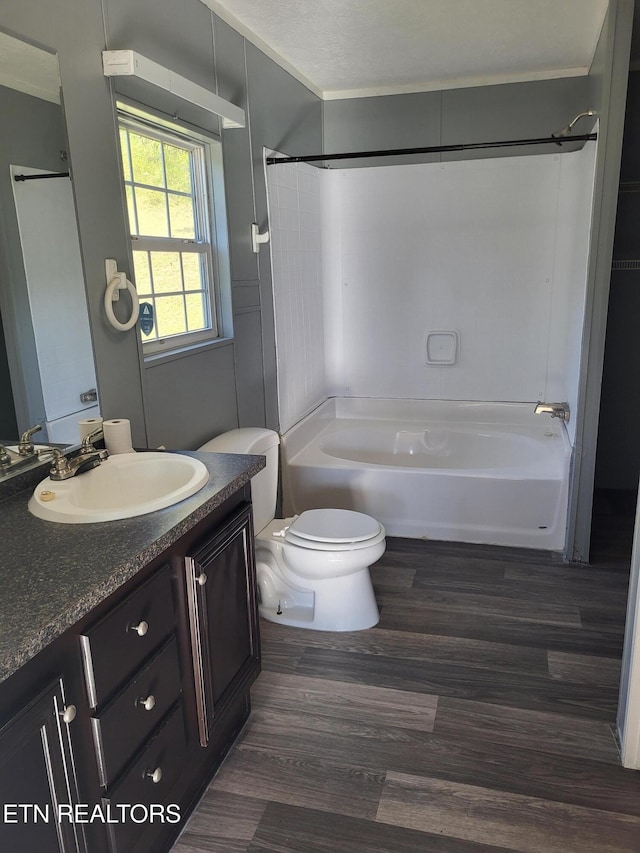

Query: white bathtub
[281,398,572,550]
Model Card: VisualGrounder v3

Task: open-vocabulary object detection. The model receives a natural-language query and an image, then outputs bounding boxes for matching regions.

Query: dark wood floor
[173,523,639,852]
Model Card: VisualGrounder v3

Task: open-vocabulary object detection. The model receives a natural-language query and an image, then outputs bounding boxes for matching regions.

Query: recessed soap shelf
[425,330,459,365]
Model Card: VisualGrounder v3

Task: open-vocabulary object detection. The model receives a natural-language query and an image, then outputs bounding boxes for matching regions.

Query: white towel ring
[104,273,139,332]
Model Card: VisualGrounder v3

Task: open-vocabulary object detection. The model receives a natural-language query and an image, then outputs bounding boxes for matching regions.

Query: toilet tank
[198,428,280,534]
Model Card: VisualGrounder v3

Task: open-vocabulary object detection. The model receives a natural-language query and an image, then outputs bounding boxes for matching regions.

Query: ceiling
[201,0,610,100]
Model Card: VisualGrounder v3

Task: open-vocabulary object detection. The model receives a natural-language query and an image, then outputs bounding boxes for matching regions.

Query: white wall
[268,147,596,442]
[322,149,596,443]
[267,159,326,432]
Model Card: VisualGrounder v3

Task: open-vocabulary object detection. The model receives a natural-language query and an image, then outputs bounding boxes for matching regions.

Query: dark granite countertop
[0,450,264,685]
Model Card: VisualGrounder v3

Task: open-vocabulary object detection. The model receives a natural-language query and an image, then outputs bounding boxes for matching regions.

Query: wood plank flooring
[172,534,638,853]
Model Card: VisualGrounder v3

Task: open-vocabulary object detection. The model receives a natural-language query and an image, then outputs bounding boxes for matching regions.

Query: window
[118,116,220,354]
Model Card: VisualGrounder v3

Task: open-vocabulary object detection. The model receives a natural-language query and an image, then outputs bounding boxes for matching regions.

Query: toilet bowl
[198,429,385,631]
[255,510,384,630]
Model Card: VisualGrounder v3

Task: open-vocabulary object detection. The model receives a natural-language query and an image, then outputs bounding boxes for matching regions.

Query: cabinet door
[185,505,260,746]
[0,678,86,852]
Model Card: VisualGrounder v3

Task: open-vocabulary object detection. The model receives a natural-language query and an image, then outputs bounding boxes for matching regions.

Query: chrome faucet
[0,435,53,473]
[18,423,42,455]
[48,428,108,481]
[534,401,570,422]
[0,445,14,468]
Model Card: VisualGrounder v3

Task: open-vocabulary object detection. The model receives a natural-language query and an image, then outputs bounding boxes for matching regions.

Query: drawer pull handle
[61,705,77,724]
[130,620,149,637]
[197,572,207,586]
[137,694,156,712]
[145,767,163,784]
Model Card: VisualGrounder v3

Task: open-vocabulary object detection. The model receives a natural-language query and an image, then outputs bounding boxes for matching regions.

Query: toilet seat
[284,509,384,551]
[285,528,386,552]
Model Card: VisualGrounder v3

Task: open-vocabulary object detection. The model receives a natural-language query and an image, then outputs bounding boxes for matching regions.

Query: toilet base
[255,537,380,632]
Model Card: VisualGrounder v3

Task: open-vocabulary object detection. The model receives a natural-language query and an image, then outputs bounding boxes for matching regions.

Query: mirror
[0,29,99,475]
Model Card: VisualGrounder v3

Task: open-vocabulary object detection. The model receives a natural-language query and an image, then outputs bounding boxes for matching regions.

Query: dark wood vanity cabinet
[0,677,88,852]
[185,504,260,748]
[0,486,261,853]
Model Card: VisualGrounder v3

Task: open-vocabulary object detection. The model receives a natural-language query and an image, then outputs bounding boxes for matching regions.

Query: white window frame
[118,111,224,356]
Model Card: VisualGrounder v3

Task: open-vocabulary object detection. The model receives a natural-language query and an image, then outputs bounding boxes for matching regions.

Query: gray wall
[567,0,634,560]
[0,0,322,451]
[102,0,324,448]
[1,0,148,446]
[323,76,593,167]
[0,85,68,436]
[103,0,323,448]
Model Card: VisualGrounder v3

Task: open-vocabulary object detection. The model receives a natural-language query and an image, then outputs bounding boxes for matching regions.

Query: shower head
[552,109,597,142]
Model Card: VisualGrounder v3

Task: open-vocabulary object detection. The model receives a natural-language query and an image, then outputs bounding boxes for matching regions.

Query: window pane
[168,194,195,239]
[155,295,186,338]
[150,252,183,294]
[129,133,165,188]
[132,251,152,296]
[182,253,203,291]
[185,293,206,331]
[119,114,220,351]
[164,144,191,193]
[125,185,137,235]
[119,128,131,181]
[136,188,169,237]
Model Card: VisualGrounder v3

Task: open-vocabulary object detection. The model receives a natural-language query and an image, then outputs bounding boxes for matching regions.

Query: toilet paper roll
[103,418,134,455]
[78,417,103,442]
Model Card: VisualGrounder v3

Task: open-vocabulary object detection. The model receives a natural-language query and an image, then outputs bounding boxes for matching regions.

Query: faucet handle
[81,426,104,451]
[18,423,42,456]
[534,401,570,422]
[49,448,71,478]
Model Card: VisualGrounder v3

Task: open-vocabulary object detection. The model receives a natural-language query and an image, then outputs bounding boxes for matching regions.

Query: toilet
[198,428,385,631]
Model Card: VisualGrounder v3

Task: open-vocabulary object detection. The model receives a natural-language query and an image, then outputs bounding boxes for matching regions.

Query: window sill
[142,336,234,369]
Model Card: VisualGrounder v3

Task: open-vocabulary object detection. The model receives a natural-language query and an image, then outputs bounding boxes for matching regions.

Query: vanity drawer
[103,702,188,853]
[91,635,182,787]
[80,564,175,707]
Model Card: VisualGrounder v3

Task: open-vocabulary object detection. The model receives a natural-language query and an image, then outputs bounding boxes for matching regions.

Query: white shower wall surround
[267,146,597,446]
[266,159,326,433]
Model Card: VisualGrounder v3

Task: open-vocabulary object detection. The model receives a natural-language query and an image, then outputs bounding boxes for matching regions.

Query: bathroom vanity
[0,450,264,853]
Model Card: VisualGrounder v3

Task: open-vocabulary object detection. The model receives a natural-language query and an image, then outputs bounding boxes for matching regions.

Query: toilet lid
[284,527,386,552]
[286,509,382,544]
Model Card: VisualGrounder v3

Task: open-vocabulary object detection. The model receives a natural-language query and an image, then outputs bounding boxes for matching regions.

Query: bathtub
[281,398,572,550]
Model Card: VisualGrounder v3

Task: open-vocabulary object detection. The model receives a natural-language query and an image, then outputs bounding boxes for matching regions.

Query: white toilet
[199,428,385,631]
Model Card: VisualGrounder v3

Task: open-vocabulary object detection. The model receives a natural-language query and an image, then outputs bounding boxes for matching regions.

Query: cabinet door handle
[196,572,207,586]
[137,694,156,712]
[145,767,163,784]
[130,620,149,637]
[61,704,77,724]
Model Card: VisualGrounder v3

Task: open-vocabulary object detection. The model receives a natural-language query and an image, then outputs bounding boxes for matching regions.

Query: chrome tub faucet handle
[534,401,570,422]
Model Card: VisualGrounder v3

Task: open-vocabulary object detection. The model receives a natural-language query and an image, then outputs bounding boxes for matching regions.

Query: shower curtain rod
[265,132,597,166]
[13,171,70,182]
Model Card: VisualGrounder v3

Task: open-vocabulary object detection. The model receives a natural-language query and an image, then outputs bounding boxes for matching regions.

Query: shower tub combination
[281,398,572,551]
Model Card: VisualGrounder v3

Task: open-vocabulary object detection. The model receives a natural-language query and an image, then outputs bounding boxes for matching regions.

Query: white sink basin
[28,452,210,523]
